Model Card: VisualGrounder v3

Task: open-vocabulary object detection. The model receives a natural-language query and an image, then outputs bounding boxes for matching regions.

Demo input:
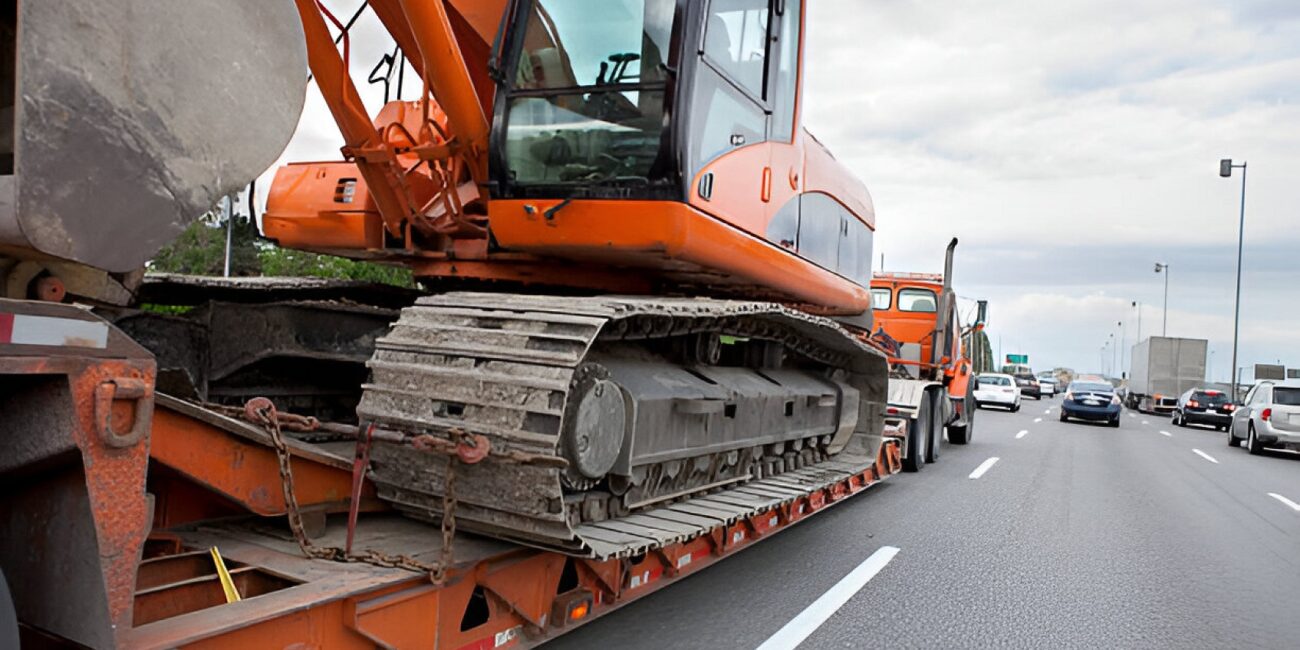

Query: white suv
[1229,380,1300,454]
[974,373,1022,412]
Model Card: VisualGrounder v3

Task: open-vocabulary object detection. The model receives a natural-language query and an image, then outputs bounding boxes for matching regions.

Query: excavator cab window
[499,0,676,193]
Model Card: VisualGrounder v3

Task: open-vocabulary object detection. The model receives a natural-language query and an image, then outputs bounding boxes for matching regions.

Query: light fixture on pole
[1220,158,1248,400]
[1153,263,1169,336]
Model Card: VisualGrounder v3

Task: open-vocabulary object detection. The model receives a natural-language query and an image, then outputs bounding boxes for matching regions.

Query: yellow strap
[210,546,242,603]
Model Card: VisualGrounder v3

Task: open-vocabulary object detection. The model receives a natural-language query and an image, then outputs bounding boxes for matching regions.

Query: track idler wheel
[560,366,626,489]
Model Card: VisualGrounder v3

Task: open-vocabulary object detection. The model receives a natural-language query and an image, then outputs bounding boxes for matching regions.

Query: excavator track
[359,293,887,558]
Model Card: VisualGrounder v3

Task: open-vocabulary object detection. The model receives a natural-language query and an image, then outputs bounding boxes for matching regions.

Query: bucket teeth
[359,294,887,558]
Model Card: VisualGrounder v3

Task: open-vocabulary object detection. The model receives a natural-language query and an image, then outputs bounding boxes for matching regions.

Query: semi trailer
[1126,336,1209,413]
[0,1,917,647]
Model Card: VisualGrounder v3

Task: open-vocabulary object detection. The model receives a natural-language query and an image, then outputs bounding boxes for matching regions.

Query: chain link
[246,397,455,583]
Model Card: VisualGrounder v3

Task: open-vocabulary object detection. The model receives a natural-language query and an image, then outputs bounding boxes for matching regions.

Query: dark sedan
[1171,388,1235,431]
[1060,380,1122,427]
[1014,374,1042,400]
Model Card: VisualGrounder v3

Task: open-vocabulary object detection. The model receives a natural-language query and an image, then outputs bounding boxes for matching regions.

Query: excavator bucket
[0,1,308,273]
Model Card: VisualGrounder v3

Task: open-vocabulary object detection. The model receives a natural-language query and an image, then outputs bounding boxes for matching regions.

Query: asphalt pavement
[547,399,1300,649]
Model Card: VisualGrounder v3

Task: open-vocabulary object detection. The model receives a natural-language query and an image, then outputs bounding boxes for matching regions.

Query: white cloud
[802,0,1300,375]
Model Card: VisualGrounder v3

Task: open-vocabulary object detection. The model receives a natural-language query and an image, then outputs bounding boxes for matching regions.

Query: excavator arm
[293,0,504,240]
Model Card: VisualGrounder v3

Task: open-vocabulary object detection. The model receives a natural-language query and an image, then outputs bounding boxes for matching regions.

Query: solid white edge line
[1159,430,1172,437]
[1015,429,1028,439]
[969,457,1000,479]
[1267,493,1300,512]
[1192,449,1219,464]
[755,546,901,650]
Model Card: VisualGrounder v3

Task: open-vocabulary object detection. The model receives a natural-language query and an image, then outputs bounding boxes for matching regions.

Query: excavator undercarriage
[360,293,887,556]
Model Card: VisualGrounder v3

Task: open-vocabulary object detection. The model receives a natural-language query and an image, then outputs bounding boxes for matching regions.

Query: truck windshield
[502,0,675,189]
[897,288,937,312]
[870,288,891,310]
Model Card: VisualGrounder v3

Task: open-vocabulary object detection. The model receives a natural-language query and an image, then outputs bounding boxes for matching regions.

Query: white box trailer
[1127,336,1208,413]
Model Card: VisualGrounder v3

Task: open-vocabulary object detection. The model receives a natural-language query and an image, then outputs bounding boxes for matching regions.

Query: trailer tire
[925,388,942,463]
[948,387,974,445]
[902,393,932,472]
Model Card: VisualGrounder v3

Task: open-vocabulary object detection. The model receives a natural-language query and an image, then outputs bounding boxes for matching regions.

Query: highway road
[548,401,1300,649]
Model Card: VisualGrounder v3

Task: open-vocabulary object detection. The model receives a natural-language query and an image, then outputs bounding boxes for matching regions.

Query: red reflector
[569,602,589,620]
[1262,408,1272,422]
[886,407,899,415]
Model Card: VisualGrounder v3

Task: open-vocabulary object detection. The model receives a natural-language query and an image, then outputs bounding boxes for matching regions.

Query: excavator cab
[489,0,877,304]
[267,0,878,314]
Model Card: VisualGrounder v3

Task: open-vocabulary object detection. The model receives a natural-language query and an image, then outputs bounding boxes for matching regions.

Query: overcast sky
[270,0,1300,382]
[801,0,1300,380]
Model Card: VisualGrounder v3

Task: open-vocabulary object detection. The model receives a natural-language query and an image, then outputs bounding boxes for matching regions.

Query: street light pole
[1117,320,1124,379]
[1220,158,1248,400]
[1153,263,1170,336]
[1133,301,1142,343]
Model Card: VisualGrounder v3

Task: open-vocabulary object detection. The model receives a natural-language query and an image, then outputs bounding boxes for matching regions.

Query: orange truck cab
[870,239,978,472]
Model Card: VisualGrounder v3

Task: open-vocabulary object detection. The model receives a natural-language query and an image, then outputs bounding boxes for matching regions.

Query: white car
[975,373,1022,412]
[1037,375,1058,397]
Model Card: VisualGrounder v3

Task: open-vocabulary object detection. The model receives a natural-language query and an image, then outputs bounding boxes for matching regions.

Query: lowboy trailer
[2,298,900,648]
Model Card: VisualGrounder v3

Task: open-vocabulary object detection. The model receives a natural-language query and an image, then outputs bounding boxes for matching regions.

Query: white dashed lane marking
[969,457,1000,479]
[1192,449,1219,464]
[756,546,901,650]
[1159,430,1173,437]
[1016,429,1029,439]
[1268,493,1300,512]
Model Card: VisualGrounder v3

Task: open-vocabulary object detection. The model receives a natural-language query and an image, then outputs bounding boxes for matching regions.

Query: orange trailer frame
[121,401,899,649]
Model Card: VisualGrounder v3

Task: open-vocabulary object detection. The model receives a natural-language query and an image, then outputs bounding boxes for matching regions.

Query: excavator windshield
[498,0,677,194]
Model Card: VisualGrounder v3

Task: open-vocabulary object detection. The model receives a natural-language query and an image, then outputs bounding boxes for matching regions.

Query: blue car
[1060,380,1122,427]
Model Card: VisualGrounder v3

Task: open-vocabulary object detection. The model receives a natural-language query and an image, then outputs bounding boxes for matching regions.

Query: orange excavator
[261,0,889,553]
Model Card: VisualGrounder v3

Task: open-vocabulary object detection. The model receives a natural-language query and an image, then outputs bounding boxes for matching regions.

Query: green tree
[258,246,414,287]
[150,211,261,276]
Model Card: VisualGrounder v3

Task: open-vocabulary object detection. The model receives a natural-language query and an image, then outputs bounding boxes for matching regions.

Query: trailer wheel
[902,393,932,472]
[948,388,974,445]
[925,389,942,463]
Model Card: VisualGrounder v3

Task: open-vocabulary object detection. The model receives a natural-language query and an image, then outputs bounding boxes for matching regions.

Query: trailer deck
[122,400,901,649]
